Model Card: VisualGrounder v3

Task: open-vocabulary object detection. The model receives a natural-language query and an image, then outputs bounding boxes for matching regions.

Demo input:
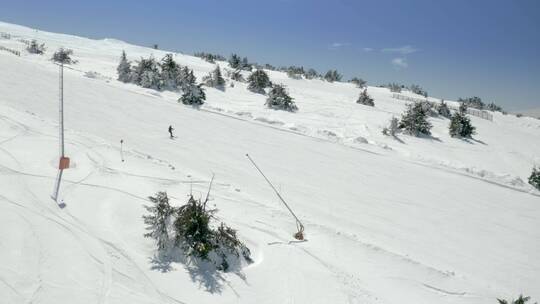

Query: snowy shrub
[266,84,297,112]
[399,102,433,136]
[449,103,476,138]
[52,48,76,64]
[144,192,252,272]
[458,96,485,110]
[203,65,225,89]
[247,69,271,94]
[26,39,46,54]
[324,69,342,82]
[497,294,536,304]
[117,51,132,83]
[409,84,428,97]
[516,113,523,118]
[356,89,374,106]
[529,167,540,190]
[437,100,452,118]
[350,77,367,88]
[382,117,400,136]
[179,84,206,106]
[419,101,437,117]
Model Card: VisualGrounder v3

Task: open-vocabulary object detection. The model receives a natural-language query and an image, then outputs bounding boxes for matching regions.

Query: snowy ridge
[0,21,539,304]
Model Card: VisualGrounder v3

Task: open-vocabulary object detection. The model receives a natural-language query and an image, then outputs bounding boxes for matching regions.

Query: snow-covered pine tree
[356,89,374,106]
[265,84,297,112]
[143,192,174,251]
[350,77,367,88]
[305,68,320,79]
[177,66,196,90]
[26,39,46,55]
[229,54,241,69]
[529,167,540,191]
[160,54,179,89]
[387,83,402,93]
[179,84,206,106]
[247,69,271,94]
[241,57,252,71]
[230,69,244,82]
[203,65,225,89]
[497,294,535,304]
[399,102,433,136]
[117,51,132,83]
[437,100,452,118]
[409,84,428,97]
[52,48,76,64]
[449,103,476,138]
[324,69,342,82]
[382,117,400,136]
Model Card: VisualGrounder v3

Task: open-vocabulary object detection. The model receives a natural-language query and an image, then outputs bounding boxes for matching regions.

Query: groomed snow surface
[0,21,539,304]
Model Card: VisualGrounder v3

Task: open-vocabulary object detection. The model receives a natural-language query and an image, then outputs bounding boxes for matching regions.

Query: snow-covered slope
[0,21,539,304]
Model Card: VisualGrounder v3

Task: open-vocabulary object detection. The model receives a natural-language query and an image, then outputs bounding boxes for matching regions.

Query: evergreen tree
[324,69,342,82]
[305,68,319,79]
[229,54,241,69]
[143,192,174,251]
[458,96,485,110]
[437,100,452,118]
[160,54,179,89]
[52,48,76,64]
[241,57,252,71]
[266,84,297,112]
[498,294,536,304]
[203,65,225,89]
[247,69,271,94]
[486,102,503,112]
[230,69,244,82]
[409,84,428,97]
[350,77,367,88]
[529,167,540,191]
[26,39,46,55]
[117,51,132,83]
[387,83,402,93]
[356,89,374,106]
[179,84,206,106]
[399,102,433,136]
[177,66,196,90]
[449,103,476,138]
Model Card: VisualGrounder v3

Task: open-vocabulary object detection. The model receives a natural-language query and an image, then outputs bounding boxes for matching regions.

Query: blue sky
[3,0,539,110]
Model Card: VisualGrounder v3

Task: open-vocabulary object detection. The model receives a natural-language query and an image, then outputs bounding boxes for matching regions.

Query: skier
[168,125,174,139]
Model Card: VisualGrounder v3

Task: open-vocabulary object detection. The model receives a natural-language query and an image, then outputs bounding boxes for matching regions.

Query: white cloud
[391,57,408,69]
[329,42,350,50]
[382,45,418,55]
[363,47,373,52]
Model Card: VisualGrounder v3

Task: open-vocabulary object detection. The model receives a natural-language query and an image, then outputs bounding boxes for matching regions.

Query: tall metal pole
[52,63,65,203]
[59,62,64,158]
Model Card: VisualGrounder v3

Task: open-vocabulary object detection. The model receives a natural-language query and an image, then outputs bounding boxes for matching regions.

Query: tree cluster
[350,77,367,88]
[143,192,252,271]
[498,294,536,304]
[324,69,342,82]
[437,100,452,118]
[194,52,226,63]
[529,167,540,191]
[385,82,403,93]
[356,89,374,106]
[449,103,476,138]
[202,65,225,90]
[265,84,297,112]
[117,51,197,92]
[26,39,46,55]
[52,48,76,64]
[228,53,252,71]
[399,102,433,136]
[247,69,272,94]
[409,84,428,97]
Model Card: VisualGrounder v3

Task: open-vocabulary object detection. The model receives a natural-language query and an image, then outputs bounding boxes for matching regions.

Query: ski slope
[0,21,539,304]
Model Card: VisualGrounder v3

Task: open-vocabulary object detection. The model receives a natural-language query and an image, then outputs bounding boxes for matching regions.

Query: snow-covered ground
[0,21,539,304]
